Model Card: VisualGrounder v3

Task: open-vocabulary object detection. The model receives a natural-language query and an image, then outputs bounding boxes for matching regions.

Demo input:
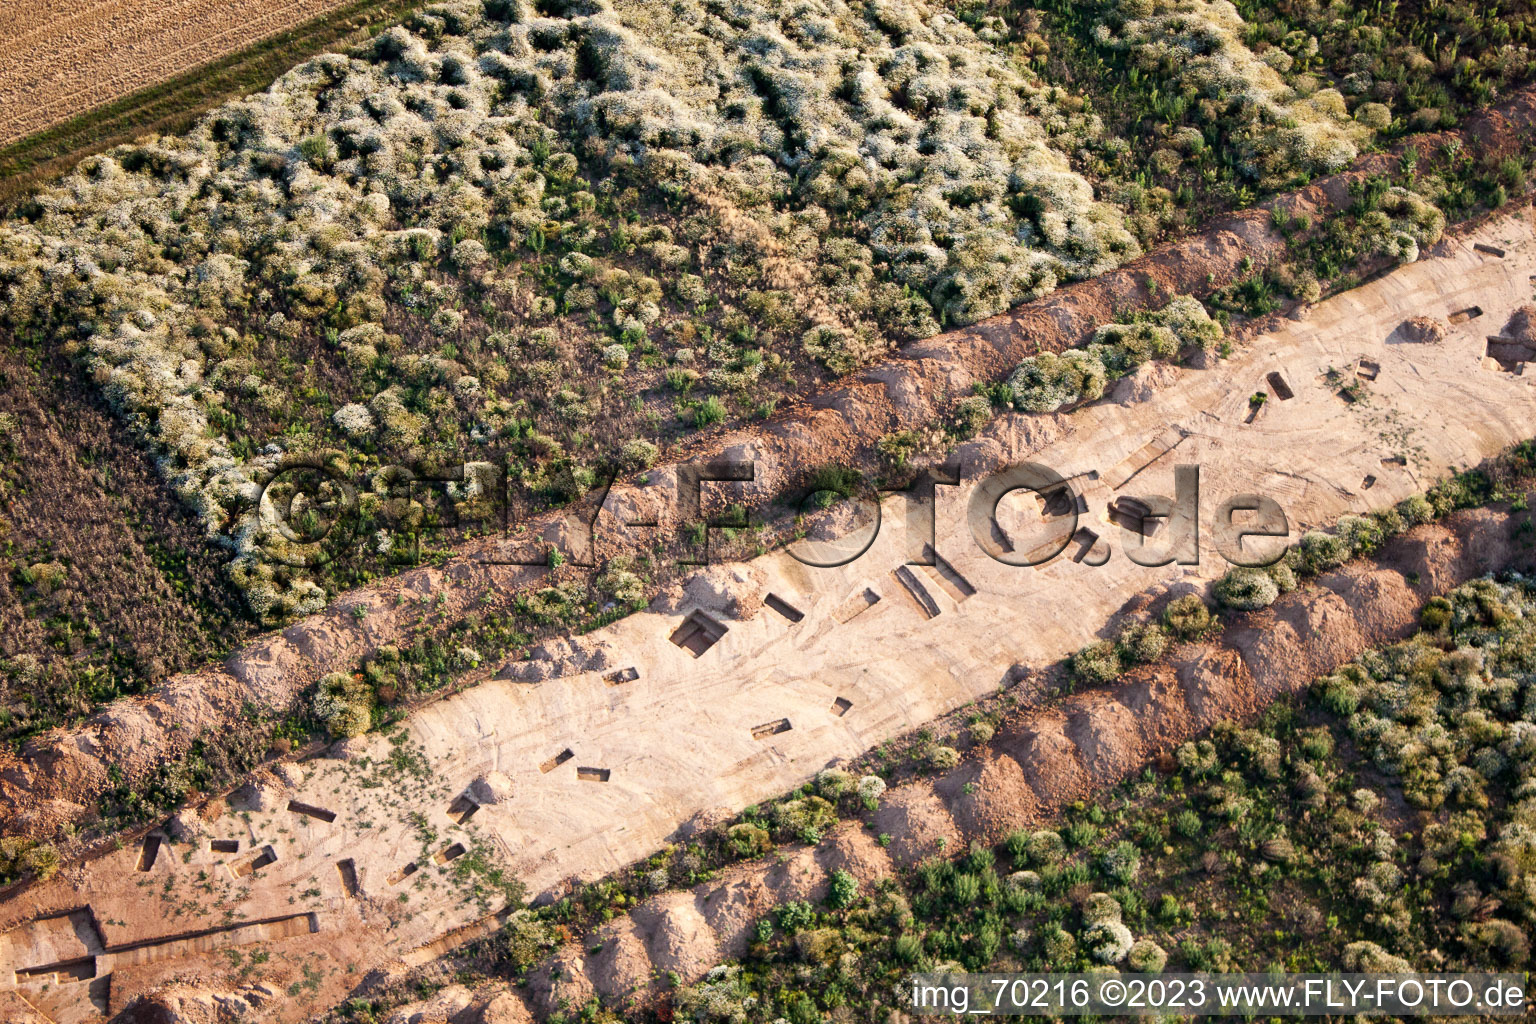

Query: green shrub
[953,395,994,438]
[827,869,859,909]
[1298,529,1352,573]
[1162,594,1213,638]
[1118,623,1169,663]
[727,823,771,858]
[928,745,962,771]
[1214,566,1280,610]
[774,900,816,934]
[312,671,373,739]
[1072,639,1124,685]
[1128,938,1168,972]
[693,395,727,428]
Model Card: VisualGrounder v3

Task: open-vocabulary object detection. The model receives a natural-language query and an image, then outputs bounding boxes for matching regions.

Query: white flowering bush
[1101,0,1372,185]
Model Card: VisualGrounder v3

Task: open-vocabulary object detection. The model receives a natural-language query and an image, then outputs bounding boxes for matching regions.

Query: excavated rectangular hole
[138,835,161,872]
[576,766,611,782]
[1486,336,1536,372]
[287,800,337,823]
[603,666,639,685]
[1035,485,1084,518]
[1265,371,1295,400]
[1449,306,1484,323]
[540,748,574,774]
[1109,496,1160,538]
[210,839,240,854]
[833,587,881,623]
[892,565,940,619]
[388,862,418,886]
[337,858,360,896]
[18,956,97,982]
[231,845,277,879]
[447,795,480,824]
[1357,359,1380,381]
[433,843,467,865]
[1070,527,1100,564]
[669,610,728,657]
[1382,455,1408,467]
[1362,474,1377,490]
[752,718,792,739]
[1474,242,1507,257]
[921,545,976,600]
[830,696,853,717]
[764,593,805,622]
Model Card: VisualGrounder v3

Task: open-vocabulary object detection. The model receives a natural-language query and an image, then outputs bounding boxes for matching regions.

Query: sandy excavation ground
[0,0,361,146]
[3,208,1535,1022]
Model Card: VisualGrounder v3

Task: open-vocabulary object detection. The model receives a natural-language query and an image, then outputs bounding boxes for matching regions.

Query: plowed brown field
[0,0,360,146]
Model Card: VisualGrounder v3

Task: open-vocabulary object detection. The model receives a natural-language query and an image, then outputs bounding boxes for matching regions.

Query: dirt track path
[3,207,1534,1023]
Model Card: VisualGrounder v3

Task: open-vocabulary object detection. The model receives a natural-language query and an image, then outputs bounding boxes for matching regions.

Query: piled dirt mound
[501,502,1533,1020]
[1506,305,1536,344]
[1396,315,1449,343]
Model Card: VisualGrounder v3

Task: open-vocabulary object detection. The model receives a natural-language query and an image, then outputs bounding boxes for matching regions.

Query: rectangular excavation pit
[1382,455,1408,467]
[1449,306,1484,324]
[1265,371,1295,400]
[388,862,418,886]
[137,835,162,872]
[576,766,611,783]
[1108,496,1161,538]
[108,914,319,969]
[287,800,337,823]
[1356,359,1380,381]
[433,843,467,865]
[1070,527,1101,564]
[920,546,976,600]
[1474,242,1507,257]
[830,697,853,717]
[833,587,881,623]
[230,846,277,880]
[447,795,480,824]
[18,955,98,983]
[1486,336,1536,372]
[1362,474,1377,490]
[1035,485,1085,519]
[210,839,240,854]
[764,592,805,622]
[892,565,940,619]
[1105,429,1184,489]
[337,859,360,896]
[603,666,639,685]
[539,748,575,774]
[752,718,792,739]
[669,610,728,657]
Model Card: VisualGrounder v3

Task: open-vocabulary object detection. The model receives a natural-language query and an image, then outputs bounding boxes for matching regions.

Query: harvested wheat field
[0,0,364,146]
